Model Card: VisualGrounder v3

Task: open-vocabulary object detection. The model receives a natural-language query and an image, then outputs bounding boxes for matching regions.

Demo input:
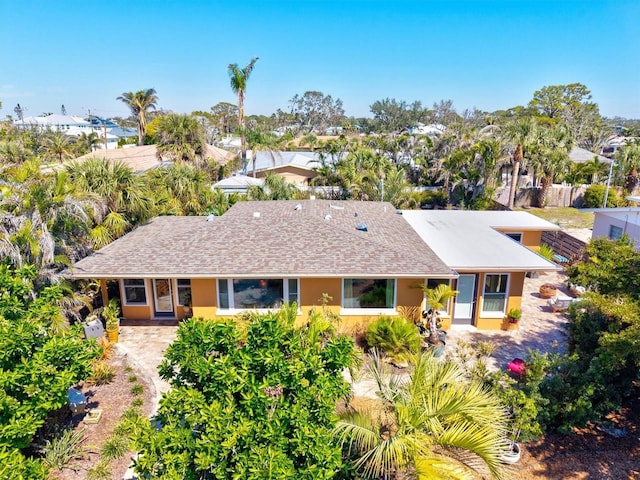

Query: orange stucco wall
[495,228,543,251]
[116,274,525,331]
[473,271,525,330]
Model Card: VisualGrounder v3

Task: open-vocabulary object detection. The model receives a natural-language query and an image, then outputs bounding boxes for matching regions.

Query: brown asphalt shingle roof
[71,200,454,279]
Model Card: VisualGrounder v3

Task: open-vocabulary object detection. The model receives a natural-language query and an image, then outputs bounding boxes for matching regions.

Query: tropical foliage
[335,351,511,480]
[0,265,100,478]
[129,306,355,479]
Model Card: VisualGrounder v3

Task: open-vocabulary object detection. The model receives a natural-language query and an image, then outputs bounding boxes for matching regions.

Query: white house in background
[15,114,94,132]
[568,146,609,164]
[591,206,640,250]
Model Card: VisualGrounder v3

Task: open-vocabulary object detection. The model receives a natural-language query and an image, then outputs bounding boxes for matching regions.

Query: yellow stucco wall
[473,271,525,330]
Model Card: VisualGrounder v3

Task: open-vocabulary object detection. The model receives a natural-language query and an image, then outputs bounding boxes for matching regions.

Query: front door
[153,279,174,317]
[453,274,477,325]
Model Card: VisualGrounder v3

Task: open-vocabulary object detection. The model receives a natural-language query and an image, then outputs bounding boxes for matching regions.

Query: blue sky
[1,0,639,120]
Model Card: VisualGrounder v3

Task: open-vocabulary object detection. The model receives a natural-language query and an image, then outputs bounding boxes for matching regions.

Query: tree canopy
[130,306,356,479]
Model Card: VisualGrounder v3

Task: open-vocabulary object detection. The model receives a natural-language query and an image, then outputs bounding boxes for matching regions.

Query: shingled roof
[71,200,454,279]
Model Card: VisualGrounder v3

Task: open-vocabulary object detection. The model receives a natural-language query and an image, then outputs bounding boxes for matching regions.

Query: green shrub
[87,360,115,385]
[40,428,86,470]
[86,459,111,480]
[128,375,138,383]
[419,190,448,208]
[100,435,128,460]
[366,316,421,363]
[538,244,555,261]
[583,184,619,208]
[130,384,144,396]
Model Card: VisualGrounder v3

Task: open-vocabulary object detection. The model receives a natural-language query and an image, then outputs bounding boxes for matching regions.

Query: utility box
[68,388,87,415]
[83,319,104,340]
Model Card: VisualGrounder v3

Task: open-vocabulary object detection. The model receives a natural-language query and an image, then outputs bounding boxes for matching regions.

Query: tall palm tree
[228,57,259,174]
[335,351,511,480]
[117,88,158,146]
[502,117,538,209]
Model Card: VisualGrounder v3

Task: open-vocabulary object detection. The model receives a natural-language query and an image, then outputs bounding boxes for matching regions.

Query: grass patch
[86,459,111,480]
[128,374,138,383]
[521,206,594,229]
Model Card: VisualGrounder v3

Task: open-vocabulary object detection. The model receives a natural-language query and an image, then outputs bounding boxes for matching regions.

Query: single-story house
[590,205,640,250]
[71,202,560,330]
[401,210,560,329]
[244,151,324,186]
[71,200,456,330]
[71,144,234,174]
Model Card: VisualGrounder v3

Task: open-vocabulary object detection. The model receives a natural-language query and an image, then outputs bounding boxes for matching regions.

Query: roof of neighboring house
[212,175,264,192]
[569,147,609,164]
[72,144,235,173]
[401,210,560,272]
[72,200,455,279]
[245,151,322,174]
[73,145,165,173]
[15,114,90,126]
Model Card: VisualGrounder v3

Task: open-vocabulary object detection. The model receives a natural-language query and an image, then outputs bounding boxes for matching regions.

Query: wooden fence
[542,230,587,263]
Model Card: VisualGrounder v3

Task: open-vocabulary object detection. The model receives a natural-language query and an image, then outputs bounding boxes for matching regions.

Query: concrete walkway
[116,269,573,407]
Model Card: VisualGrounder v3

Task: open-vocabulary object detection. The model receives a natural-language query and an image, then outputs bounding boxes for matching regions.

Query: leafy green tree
[289,91,346,134]
[335,351,511,480]
[130,306,355,479]
[117,88,159,146]
[369,98,428,133]
[228,57,259,174]
[0,264,100,478]
[210,101,239,135]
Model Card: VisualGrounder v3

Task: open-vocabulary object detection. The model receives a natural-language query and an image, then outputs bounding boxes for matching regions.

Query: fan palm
[117,88,158,146]
[40,131,74,163]
[502,118,538,209]
[228,57,259,174]
[420,283,458,344]
[335,351,511,480]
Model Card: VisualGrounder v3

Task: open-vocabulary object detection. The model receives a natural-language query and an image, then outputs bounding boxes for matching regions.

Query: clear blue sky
[1,0,639,120]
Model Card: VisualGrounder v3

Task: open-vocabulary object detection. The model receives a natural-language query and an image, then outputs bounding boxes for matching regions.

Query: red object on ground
[507,358,527,376]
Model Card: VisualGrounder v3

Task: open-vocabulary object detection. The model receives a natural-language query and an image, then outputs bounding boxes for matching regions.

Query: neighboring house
[402,210,560,330]
[71,200,456,329]
[568,146,609,164]
[71,144,234,174]
[591,206,640,250]
[14,114,137,149]
[243,151,325,186]
[211,175,264,195]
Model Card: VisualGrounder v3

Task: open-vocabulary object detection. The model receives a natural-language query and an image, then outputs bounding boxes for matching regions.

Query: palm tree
[155,113,206,163]
[117,88,158,146]
[228,57,259,174]
[502,117,538,209]
[40,131,74,163]
[335,351,511,480]
[420,283,458,344]
[75,131,101,155]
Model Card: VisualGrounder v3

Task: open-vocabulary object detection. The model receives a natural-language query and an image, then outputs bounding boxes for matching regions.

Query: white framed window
[122,279,147,305]
[217,278,299,311]
[342,278,396,314]
[609,225,623,240]
[505,232,522,243]
[425,278,452,316]
[175,279,192,306]
[481,274,509,314]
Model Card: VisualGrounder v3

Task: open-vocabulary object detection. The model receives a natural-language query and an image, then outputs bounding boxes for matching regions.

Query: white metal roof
[402,210,560,271]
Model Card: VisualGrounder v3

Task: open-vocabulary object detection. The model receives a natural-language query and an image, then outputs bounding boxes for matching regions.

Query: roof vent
[310,195,316,200]
[207,214,216,222]
[294,203,302,211]
[396,209,403,215]
[324,214,332,220]
[253,212,261,219]
[356,222,368,232]
[330,204,344,210]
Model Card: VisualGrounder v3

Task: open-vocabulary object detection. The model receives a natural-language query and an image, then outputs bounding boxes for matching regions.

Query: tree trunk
[508,144,523,209]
